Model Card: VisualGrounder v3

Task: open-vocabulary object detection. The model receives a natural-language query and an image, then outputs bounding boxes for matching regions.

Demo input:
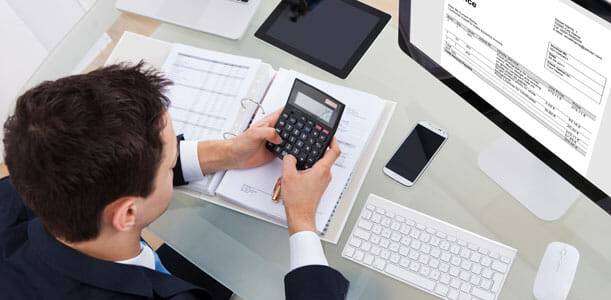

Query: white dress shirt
[179,140,328,271]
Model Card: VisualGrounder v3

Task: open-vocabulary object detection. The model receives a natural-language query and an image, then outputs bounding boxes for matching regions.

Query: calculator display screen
[294,92,334,123]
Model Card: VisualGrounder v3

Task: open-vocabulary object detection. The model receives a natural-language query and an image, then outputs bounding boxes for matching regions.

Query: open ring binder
[241,98,265,115]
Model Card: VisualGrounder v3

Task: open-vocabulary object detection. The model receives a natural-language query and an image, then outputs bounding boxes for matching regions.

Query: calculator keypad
[267,109,332,170]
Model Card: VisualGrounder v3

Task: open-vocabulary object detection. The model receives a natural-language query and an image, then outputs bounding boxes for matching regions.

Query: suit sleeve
[173,135,189,187]
[0,177,36,232]
[284,265,349,300]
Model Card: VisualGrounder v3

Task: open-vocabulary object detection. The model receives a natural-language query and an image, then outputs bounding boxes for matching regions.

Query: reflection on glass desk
[19,0,611,299]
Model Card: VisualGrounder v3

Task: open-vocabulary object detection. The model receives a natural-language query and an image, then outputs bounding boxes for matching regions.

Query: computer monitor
[399,0,611,219]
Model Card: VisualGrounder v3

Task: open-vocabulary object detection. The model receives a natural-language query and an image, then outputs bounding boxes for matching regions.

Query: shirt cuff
[289,231,329,271]
[179,140,205,182]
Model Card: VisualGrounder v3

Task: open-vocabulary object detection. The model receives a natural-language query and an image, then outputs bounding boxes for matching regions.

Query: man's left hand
[228,108,283,169]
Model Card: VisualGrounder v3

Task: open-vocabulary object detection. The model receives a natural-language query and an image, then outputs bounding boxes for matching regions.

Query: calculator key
[300,133,308,140]
[304,126,312,133]
[275,128,281,135]
[300,116,307,122]
[311,149,319,157]
[285,124,294,131]
[281,113,289,119]
[289,136,297,143]
[319,135,327,142]
[307,157,315,164]
[315,142,323,149]
[315,124,322,131]
[309,138,316,145]
[304,164,311,169]
[281,132,290,139]
[304,145,312,152]
[296,140,304,148]
[291,148,300,156]
[298,154,306,163]
[307,120,314,127]
[322,128,330,135]
[296,122,304,129]
[312,131,320,137]
[281,150,288,157]
[292,129,300,136]
[280,140,286,146]
[278,120,286,127]
[284,144,293,151]
[274,146,282,153]
[289,117,296,124]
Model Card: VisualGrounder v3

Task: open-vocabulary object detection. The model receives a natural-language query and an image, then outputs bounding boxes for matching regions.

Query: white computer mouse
[533,242,580,300]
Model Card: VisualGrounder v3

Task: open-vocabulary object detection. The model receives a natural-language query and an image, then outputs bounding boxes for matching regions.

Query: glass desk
[20,1,611,299]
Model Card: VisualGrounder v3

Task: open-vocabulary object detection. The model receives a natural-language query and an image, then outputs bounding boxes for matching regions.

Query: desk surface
[20,1,611,299]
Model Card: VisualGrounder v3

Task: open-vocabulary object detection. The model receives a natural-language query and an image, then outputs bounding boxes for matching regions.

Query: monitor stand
[478,135,580,221]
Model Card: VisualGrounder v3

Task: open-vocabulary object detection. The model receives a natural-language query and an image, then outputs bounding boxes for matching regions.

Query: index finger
[313,137,341,170]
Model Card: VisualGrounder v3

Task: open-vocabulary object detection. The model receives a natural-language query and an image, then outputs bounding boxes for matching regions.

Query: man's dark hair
[3,62,172,242]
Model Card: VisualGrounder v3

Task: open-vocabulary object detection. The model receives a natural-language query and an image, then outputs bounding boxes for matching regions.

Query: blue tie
[141,241,171,275]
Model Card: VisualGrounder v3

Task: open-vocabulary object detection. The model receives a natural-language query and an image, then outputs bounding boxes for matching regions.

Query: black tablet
[255,0,390,79]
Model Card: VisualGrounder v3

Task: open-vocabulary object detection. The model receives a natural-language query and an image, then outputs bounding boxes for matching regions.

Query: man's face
[137,111,178,227]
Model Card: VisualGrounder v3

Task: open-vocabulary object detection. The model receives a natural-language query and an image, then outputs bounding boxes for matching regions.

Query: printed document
[437,0,611,174]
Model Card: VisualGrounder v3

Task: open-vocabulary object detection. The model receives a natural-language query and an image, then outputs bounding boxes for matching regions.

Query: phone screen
[385,124,446,182]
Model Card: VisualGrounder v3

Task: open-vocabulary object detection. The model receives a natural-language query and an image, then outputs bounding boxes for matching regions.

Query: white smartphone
[383,121,448,186]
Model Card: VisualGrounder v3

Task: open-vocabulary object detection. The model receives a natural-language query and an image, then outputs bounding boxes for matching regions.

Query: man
[0,63,349,299]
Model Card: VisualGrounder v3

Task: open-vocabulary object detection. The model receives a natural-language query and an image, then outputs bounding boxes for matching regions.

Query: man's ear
[103,197,140,233]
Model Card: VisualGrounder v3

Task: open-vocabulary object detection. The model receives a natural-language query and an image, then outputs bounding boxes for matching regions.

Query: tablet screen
[256,0,390,78]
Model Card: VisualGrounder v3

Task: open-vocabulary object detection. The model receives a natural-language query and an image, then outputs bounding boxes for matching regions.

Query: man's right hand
[281,138,341,235]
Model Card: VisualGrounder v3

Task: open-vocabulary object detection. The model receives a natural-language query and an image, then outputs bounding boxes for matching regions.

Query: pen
[272,177,282,202]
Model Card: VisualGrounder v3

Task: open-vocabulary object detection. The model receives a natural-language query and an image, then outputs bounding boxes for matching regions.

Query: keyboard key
[372,224,382,234]
[480,278,492,290]
[440,273,451,285]
[482,268,493,279]
[472,287,495,300]
[364,254,374,265]
[434,284,449,296]
[430,269,440,281]
[372,246,381,256]
[491,272,503,292]
[460,283,472,293]
[380,238,390,248]
[354,228,371,241]
[391,232,401,242]
[450,278,461,289]
[491,260,508,273]
[386,264,435,291]
[390,253,401,264]
[409,261,420,272]
[358,219,373,230]
[439,263,450,273]
[343,246,355,257]
[373,258,386,270]
[349,237,362,248]
[389,242,400,252]
[362,242,371,252]
[448,289,459,300]
[354,250,364,261]
[481,256,492,267]
[501,256,511,264]
[399,246,409,256]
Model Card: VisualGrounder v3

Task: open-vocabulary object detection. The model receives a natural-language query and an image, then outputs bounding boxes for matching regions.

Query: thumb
[252,126,282,144]
[282,155,298,178]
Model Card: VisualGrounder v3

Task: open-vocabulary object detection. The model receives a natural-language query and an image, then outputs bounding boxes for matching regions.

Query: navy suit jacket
[0,143,349,299]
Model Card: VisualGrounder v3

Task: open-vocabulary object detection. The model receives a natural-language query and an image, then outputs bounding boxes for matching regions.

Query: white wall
[0,0,95,160]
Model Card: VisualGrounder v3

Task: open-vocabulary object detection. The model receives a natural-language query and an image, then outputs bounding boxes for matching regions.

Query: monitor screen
[399,0,611,200]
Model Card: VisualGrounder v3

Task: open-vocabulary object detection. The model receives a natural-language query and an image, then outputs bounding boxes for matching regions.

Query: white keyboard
[342,194,517,300]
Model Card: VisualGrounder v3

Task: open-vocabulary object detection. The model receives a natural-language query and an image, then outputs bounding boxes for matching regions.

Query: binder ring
[222,132,237,140]
[240,98,265,115]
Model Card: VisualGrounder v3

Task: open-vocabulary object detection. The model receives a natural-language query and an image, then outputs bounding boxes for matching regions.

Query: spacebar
[385,264,435,291]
